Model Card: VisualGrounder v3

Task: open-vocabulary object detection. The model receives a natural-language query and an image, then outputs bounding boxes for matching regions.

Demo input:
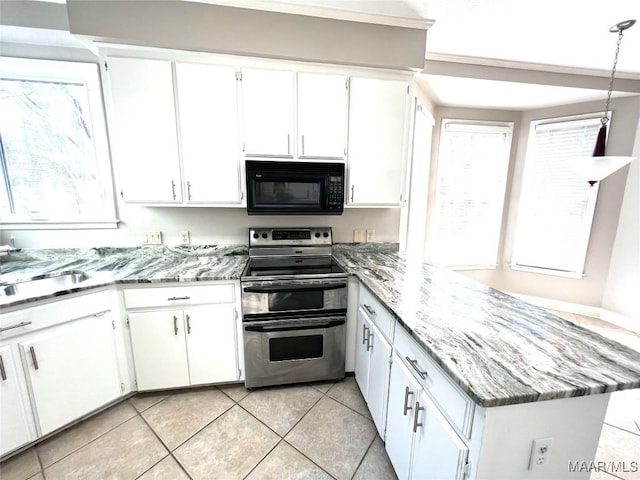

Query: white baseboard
[506,292,640,334]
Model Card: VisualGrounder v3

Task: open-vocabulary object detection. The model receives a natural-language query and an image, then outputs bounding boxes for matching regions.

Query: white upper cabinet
[106,57,182,203]
[175,63,243,204]
[297,72,347,159]
[347,77,409,206]
[241,68,295,157]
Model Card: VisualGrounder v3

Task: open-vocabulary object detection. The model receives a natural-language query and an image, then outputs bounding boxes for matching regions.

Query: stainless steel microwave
[245,160,345,215]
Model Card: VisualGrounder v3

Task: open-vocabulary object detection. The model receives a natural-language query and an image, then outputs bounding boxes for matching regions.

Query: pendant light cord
[602,28,626,126]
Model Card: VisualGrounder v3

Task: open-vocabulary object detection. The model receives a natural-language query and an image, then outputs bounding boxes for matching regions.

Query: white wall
[1,207,400,248]
[601,114,640,321]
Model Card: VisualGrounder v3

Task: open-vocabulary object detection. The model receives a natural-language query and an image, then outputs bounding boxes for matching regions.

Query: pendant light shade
[571,19,636,186]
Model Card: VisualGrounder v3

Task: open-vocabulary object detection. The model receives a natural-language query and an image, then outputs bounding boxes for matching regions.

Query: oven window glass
[255,181,320,205]
[268,291,323,311]
[269,335,323,361]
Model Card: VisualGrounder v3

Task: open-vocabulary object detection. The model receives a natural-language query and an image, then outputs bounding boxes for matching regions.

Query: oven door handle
[243,283,346,294]
[244,318,345,332]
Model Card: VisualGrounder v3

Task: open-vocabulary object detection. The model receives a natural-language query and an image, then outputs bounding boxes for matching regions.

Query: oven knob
[315,232,321,238]
[261,233,268,239]
[323,232,329,238]
[253,233,259,239]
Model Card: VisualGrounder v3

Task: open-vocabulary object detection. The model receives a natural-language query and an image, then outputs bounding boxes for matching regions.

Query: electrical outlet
[143,231,163,245]
[180,231,190,245]
[353,230,363,243]
[366,229,376,242]
[528,437,553,470]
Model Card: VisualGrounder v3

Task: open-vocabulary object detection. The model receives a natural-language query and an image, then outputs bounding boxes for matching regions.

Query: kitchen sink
[1,271,91,297]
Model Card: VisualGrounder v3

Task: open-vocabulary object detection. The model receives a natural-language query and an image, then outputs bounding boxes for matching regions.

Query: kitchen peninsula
[2,243,640,479]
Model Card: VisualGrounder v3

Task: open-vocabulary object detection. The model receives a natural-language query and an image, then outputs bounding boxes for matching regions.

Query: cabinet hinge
[463,461,471,478]
[236,71,242,81]
[120,382,125,393]
[120,189,124,199]
[407,84,410,94]
[104,61,108,71]
[234,309,239,321]
[126,316,130,328]
[345,78,349,89]
[237,368,242,379]
[242,143,246,153]
[111,319,116,330]
[240,191,244,201]
[134,379,138,389]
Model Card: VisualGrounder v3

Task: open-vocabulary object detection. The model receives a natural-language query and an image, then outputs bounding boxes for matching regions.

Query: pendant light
[572,19,637,186]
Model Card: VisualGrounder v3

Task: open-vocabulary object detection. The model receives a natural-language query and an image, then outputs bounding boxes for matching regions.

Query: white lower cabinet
[385,353,469,480]
[19,313,122,436]
[354,304,392,436]
[0,345,32,455]
[125,283,241,391]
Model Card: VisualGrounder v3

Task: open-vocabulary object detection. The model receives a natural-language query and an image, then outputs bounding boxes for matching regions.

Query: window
[512,114,603,277]
[0,57,116,228]
[428,120,513,268]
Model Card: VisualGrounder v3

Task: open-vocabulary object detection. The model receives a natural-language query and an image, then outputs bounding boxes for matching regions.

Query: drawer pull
[0,321,32,333]
[173,315,179,336]
[362,324,369,345]
[168,296,190,301]
[367,331,373,352]
[413,401,425,433]
[406,356,428,379]
[0,355,6,381]
[363,304,376,316]
[30,346,39,370]
[403,386,413,415]
[186,314,191,334]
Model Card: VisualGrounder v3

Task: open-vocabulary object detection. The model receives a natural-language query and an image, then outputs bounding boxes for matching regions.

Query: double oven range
[241,227,348,388]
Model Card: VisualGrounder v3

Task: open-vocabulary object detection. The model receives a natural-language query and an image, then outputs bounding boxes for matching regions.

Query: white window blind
[428,120,513,268]
[512,115,602,276]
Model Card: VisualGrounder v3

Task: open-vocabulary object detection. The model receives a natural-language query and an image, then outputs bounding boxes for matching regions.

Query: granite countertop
[4,242,640,409]
[332,243,640,407]
[0,245,248,309]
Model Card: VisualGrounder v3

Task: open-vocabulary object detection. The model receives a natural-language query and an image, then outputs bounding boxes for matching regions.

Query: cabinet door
[354,308,371,399]
[175,63,243,204]
[241,68,294,156]
[347,77,408,206]
[184,305,238,385]
[129,310,189,390]
[297,72,346,158]
[385,353,421,480]
[107,57,182,203]
[19,314,121,436]
[411,391,469,480]
[367,321,392,437]
[0,345,32,455]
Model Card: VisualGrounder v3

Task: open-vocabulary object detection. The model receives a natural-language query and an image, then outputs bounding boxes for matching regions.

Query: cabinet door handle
[362,324,369,345]
[0,321,32,332]
[403,386,413,415]
[173,315,179,336]
[168,296,190,301]
[413,401,425,433]
[29,346,39,370]
[367,331,373,352]
[301,134,305,155]
[363,304,376,316]
[186,314,191,334]
[187,181,192,200]
[171,180,177,200]
[406,356,428,379]
[0,355,6,381]
[350,185,354,202]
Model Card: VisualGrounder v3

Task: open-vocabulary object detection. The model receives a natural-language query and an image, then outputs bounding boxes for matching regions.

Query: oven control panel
[249,227,332,247]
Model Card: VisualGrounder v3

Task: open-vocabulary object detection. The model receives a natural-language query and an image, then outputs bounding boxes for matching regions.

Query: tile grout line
[603,422,640,438]
[349,433,378,480]
[240,438,286,480]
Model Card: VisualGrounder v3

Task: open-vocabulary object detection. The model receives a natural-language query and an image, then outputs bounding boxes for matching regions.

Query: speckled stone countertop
[0,245,248,309]
[333,243,640,408]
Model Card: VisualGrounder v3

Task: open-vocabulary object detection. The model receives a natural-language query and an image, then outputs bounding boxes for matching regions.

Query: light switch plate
[366,229,376,242]
[353,230,363,243]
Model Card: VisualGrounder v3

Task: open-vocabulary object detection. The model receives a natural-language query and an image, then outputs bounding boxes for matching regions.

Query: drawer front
[395,325,474,439]
[123,283,235,309]
[358,284,395,342]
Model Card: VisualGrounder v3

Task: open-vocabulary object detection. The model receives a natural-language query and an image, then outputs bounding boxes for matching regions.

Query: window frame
[511,112,605,278]
[0,56,118,229]
[427,118,514,269]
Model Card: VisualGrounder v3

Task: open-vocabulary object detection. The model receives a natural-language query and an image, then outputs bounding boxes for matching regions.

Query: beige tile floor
[1,312,639,480]
[0,377,396,480]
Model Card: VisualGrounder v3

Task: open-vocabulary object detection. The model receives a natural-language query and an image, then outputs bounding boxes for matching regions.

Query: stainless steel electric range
[240,227,348,388]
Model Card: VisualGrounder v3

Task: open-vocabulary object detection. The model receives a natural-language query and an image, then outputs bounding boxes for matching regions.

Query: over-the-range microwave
[245,160,345,215]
